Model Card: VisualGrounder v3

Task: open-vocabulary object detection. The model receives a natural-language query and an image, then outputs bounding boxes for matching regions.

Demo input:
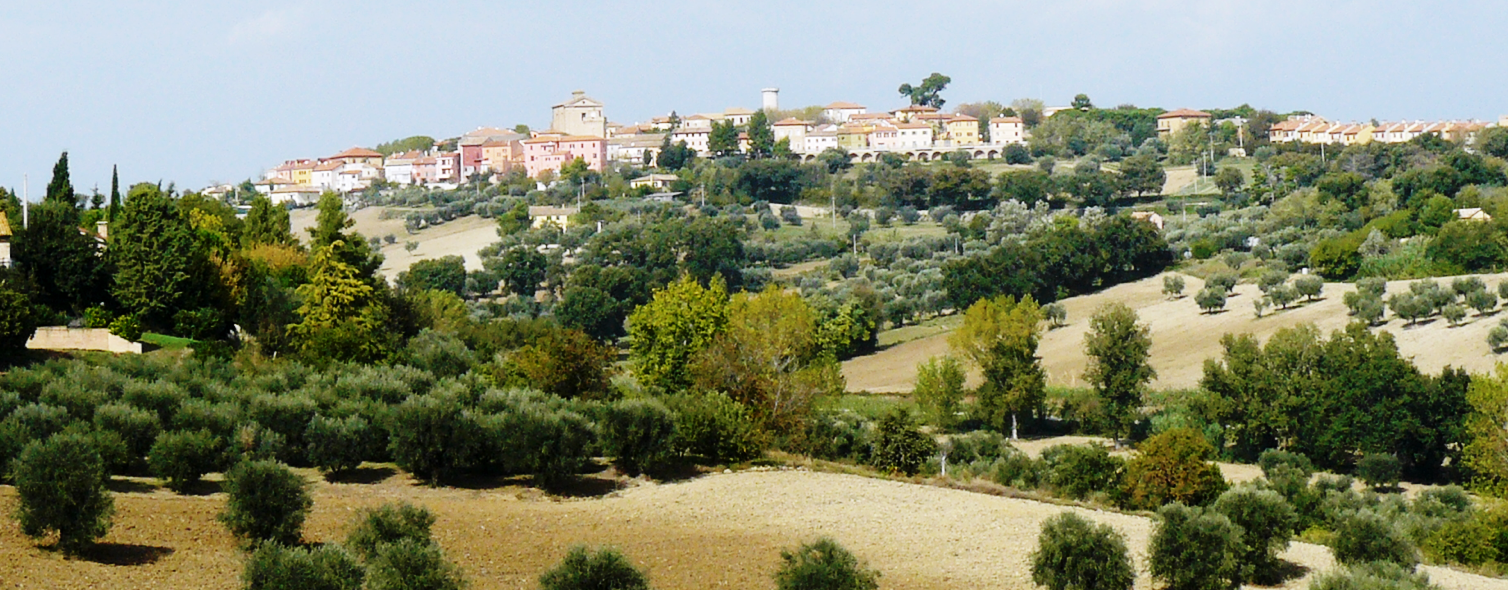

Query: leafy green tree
[1213,167,1245,198]
[0,278,39,356]
[1083,303,1155,442]
[494,246,547,297]
[305,415,371,475]
[601,398,677,475]
[12,432,114,554]
[291,242,396,364]
[397,256,466,297]
[496,199,531,236]
[1331,509,1419,568]
[628,276,729,392]
[374,135,436,156]
[1149,503,1243,590]
[506,328,617,399]
[1163,275,1186,298]
[869,407,936,475]
[219,460,312,546]
[540,546,651,590]
[1212,486,1298,584]
[775,537,880,590]
[1357,453,1402,490]
[657,139,696,171]
[1071,94,1094,110]
[949,295,1045,438]
[692,286,842,430]
[709,120,740,157]
[111,183,221,329]
[13,195,109,314]
[913,355,966,428]
[243,194,297,247]
[898,73,951,109]
[345,502,436,563]
[241,542,365,590]
[1195,287,1227,314]
[1118,155,1165,197]
[148,429,222,493]
[747,109,775,158]
[1030,512,1136,590]
[309,192,381,279]
[1465,364,1508,495]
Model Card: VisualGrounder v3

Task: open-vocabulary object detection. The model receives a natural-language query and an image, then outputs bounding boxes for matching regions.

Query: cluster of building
[1267,115,1493,146]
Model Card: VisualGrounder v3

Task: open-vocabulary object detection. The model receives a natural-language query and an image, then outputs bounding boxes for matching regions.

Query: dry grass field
[5,468,1505,590]
[289,207,499,280]
[844,271,1508,393]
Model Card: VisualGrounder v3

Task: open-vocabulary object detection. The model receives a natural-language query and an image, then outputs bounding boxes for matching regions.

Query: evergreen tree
[110,183,217,329]
[309,192,381,280]
[12,199,107,313]
[242,194,296,247]
[108,165,120,222]
[292,241,395,363]
[45,151,73,206]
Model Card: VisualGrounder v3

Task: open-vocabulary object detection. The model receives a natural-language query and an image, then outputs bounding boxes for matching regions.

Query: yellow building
[837,125,870,150]
[1156,108,1212,139]
[945,115,980,145]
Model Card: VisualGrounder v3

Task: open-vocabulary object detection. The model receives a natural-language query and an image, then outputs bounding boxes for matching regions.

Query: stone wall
[26,327,143,354]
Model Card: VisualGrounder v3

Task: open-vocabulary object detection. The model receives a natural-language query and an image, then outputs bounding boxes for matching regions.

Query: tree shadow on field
[324,466,398,484]
[543,475,621,498]
[106,478,161,494]
[1255,559,1310,587]
[77,543,175,566]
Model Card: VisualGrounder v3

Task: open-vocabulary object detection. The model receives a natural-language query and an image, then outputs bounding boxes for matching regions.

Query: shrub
[219,459,312,546]
[93,402,161,463]
[12,432,114,554]
[601,398,677,475]
[1163,275,1186,298]
[539,546,652,590]
[148,429,223,493]
[1442,303,1467,326]
[1042,444,1124,500]
[388,394,477,484]
[365,538,466,590]
[306,415,372,475]
[666,391,762,464]
[774,537,880,590]
[0,402,71,475]
[868,408,936,476]
[514,405,597,489]
[993,449,1048,489]
[1121,428,1227,510]
[1424,512,1504,566]
[402,329,475,379]
[1030,512,1135,590]
[945,430,1011,465]
[231,424,288,464]
[1213,486,1298,584]
[1356,453,1402,490]
[249,393,320,462]
[1044,303,1068,328]
[1295,275,1324,301]
[173,398,243,439]
[1195,287,1226,314]
[1467,289,1498,315]
[109,314,144,341]
[1148,503,1242,590]
[1331,509,1419,568]
[242,542,365,590]
[1309,562,1439,590]
[1205,273,1237,293]
[913,356,966,429]
[1491,323,1508,351]
[121,379,188,424]
[1358,277,1388,298]
[346,502,437,563]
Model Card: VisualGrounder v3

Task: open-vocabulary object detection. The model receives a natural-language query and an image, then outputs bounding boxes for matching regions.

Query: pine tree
[292,242,394,363]
[309,192,381,280]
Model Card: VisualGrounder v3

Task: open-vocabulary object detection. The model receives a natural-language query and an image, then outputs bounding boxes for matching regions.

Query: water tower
[762,88,779,111]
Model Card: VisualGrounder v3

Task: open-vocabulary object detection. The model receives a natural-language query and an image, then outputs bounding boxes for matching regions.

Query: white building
[773,118,813,153]
[550,91,608,138]
[804,126,839,153]
[989,117,1026,145]
[671,126,712,155]
[822,101,867,124]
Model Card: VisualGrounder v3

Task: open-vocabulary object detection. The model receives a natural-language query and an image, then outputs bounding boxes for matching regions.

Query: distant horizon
[6,1,1505,194]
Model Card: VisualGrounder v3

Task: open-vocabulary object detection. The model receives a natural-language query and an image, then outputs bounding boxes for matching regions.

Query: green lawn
[140,333,194,350]
[877,314,962,348]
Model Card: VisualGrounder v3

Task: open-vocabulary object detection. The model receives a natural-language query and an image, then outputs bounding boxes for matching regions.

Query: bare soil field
[289,207,499,280]
[3,469,1501,590]
[844,272,1508,393]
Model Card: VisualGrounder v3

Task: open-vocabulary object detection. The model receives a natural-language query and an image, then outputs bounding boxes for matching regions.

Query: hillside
[4,469,1503,590]
[289,207,498,280]
[844,271,1508,393]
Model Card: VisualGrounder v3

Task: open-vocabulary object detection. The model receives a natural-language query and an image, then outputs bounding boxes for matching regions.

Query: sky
[3,0,1506,194]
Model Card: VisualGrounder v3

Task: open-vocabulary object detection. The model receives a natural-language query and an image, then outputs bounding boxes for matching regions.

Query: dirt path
[844,272,1508,393]
[4,470,1501,590]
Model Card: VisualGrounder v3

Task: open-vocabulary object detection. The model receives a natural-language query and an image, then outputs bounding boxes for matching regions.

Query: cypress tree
[108,166,120,222]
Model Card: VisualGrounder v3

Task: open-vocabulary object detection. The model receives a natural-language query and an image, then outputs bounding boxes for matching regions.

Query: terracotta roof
[314,161,342,171]
[331,147,383,159]
[948,114,978,122]
[463,126,513,138]
[773,118,812,126]
[724,107,754,115]
[991,117,1024,124]
[893,105,939,113]
[826,101,866,109]
[0,210,11,238]
[1157,108,1212,119]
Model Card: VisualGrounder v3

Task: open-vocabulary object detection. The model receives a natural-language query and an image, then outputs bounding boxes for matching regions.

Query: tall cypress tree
[45,152,73,206]
[108,166,120,222]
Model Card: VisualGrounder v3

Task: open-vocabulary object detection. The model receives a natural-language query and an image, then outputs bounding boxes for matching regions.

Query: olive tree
[1030,512,1135,590]
[12,432,114,554]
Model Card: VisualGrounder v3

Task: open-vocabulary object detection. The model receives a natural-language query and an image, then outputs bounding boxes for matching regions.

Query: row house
[1270,117,1487,146]
[521,135,607,178]
[944,114,980,145]
[458,127,527,177]
[670,126,711,155]
[805,127,839,153]
[266,159,317,185]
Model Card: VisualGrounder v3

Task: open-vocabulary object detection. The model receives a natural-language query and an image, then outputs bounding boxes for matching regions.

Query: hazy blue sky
[4,1,1505,193]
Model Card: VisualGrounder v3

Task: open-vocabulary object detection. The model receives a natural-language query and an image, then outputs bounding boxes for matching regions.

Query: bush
[0,402,71,475]
[1205,273,1237,293]
[1358,277,1388,298]
[1195,287,1227,314]
[109,313,144,342]
[402,329,475,379]
[12,432,114,554]
[93,402,161,464]
[219,459,312,546]
[306,415,372,475]
[1163,275,1186,298]
[121,379,188,424]
[667,391,762,464]
[539,546,651,590]
[1213,486,1298,584]
[148,429,223,493]
[774,537,880,590]
[1331,509,1419,568]
[601,398,677,476]
[1149,503,1242,590]
[1424,511,1505,566]
[868,408,936,476]
[249,393,319,462]
[1042,444,1124,500]
[242,542,365,590]
[388,394,476,484]
[1121,428,1227,510]
[365,538,466,590]
[1030,512,1135,590]
[1309,562,1440,590]
[345,502,437,563]
[1357,454,1402,490]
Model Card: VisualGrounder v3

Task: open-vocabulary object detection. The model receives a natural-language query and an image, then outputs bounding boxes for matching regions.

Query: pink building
[522,136,607,179]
